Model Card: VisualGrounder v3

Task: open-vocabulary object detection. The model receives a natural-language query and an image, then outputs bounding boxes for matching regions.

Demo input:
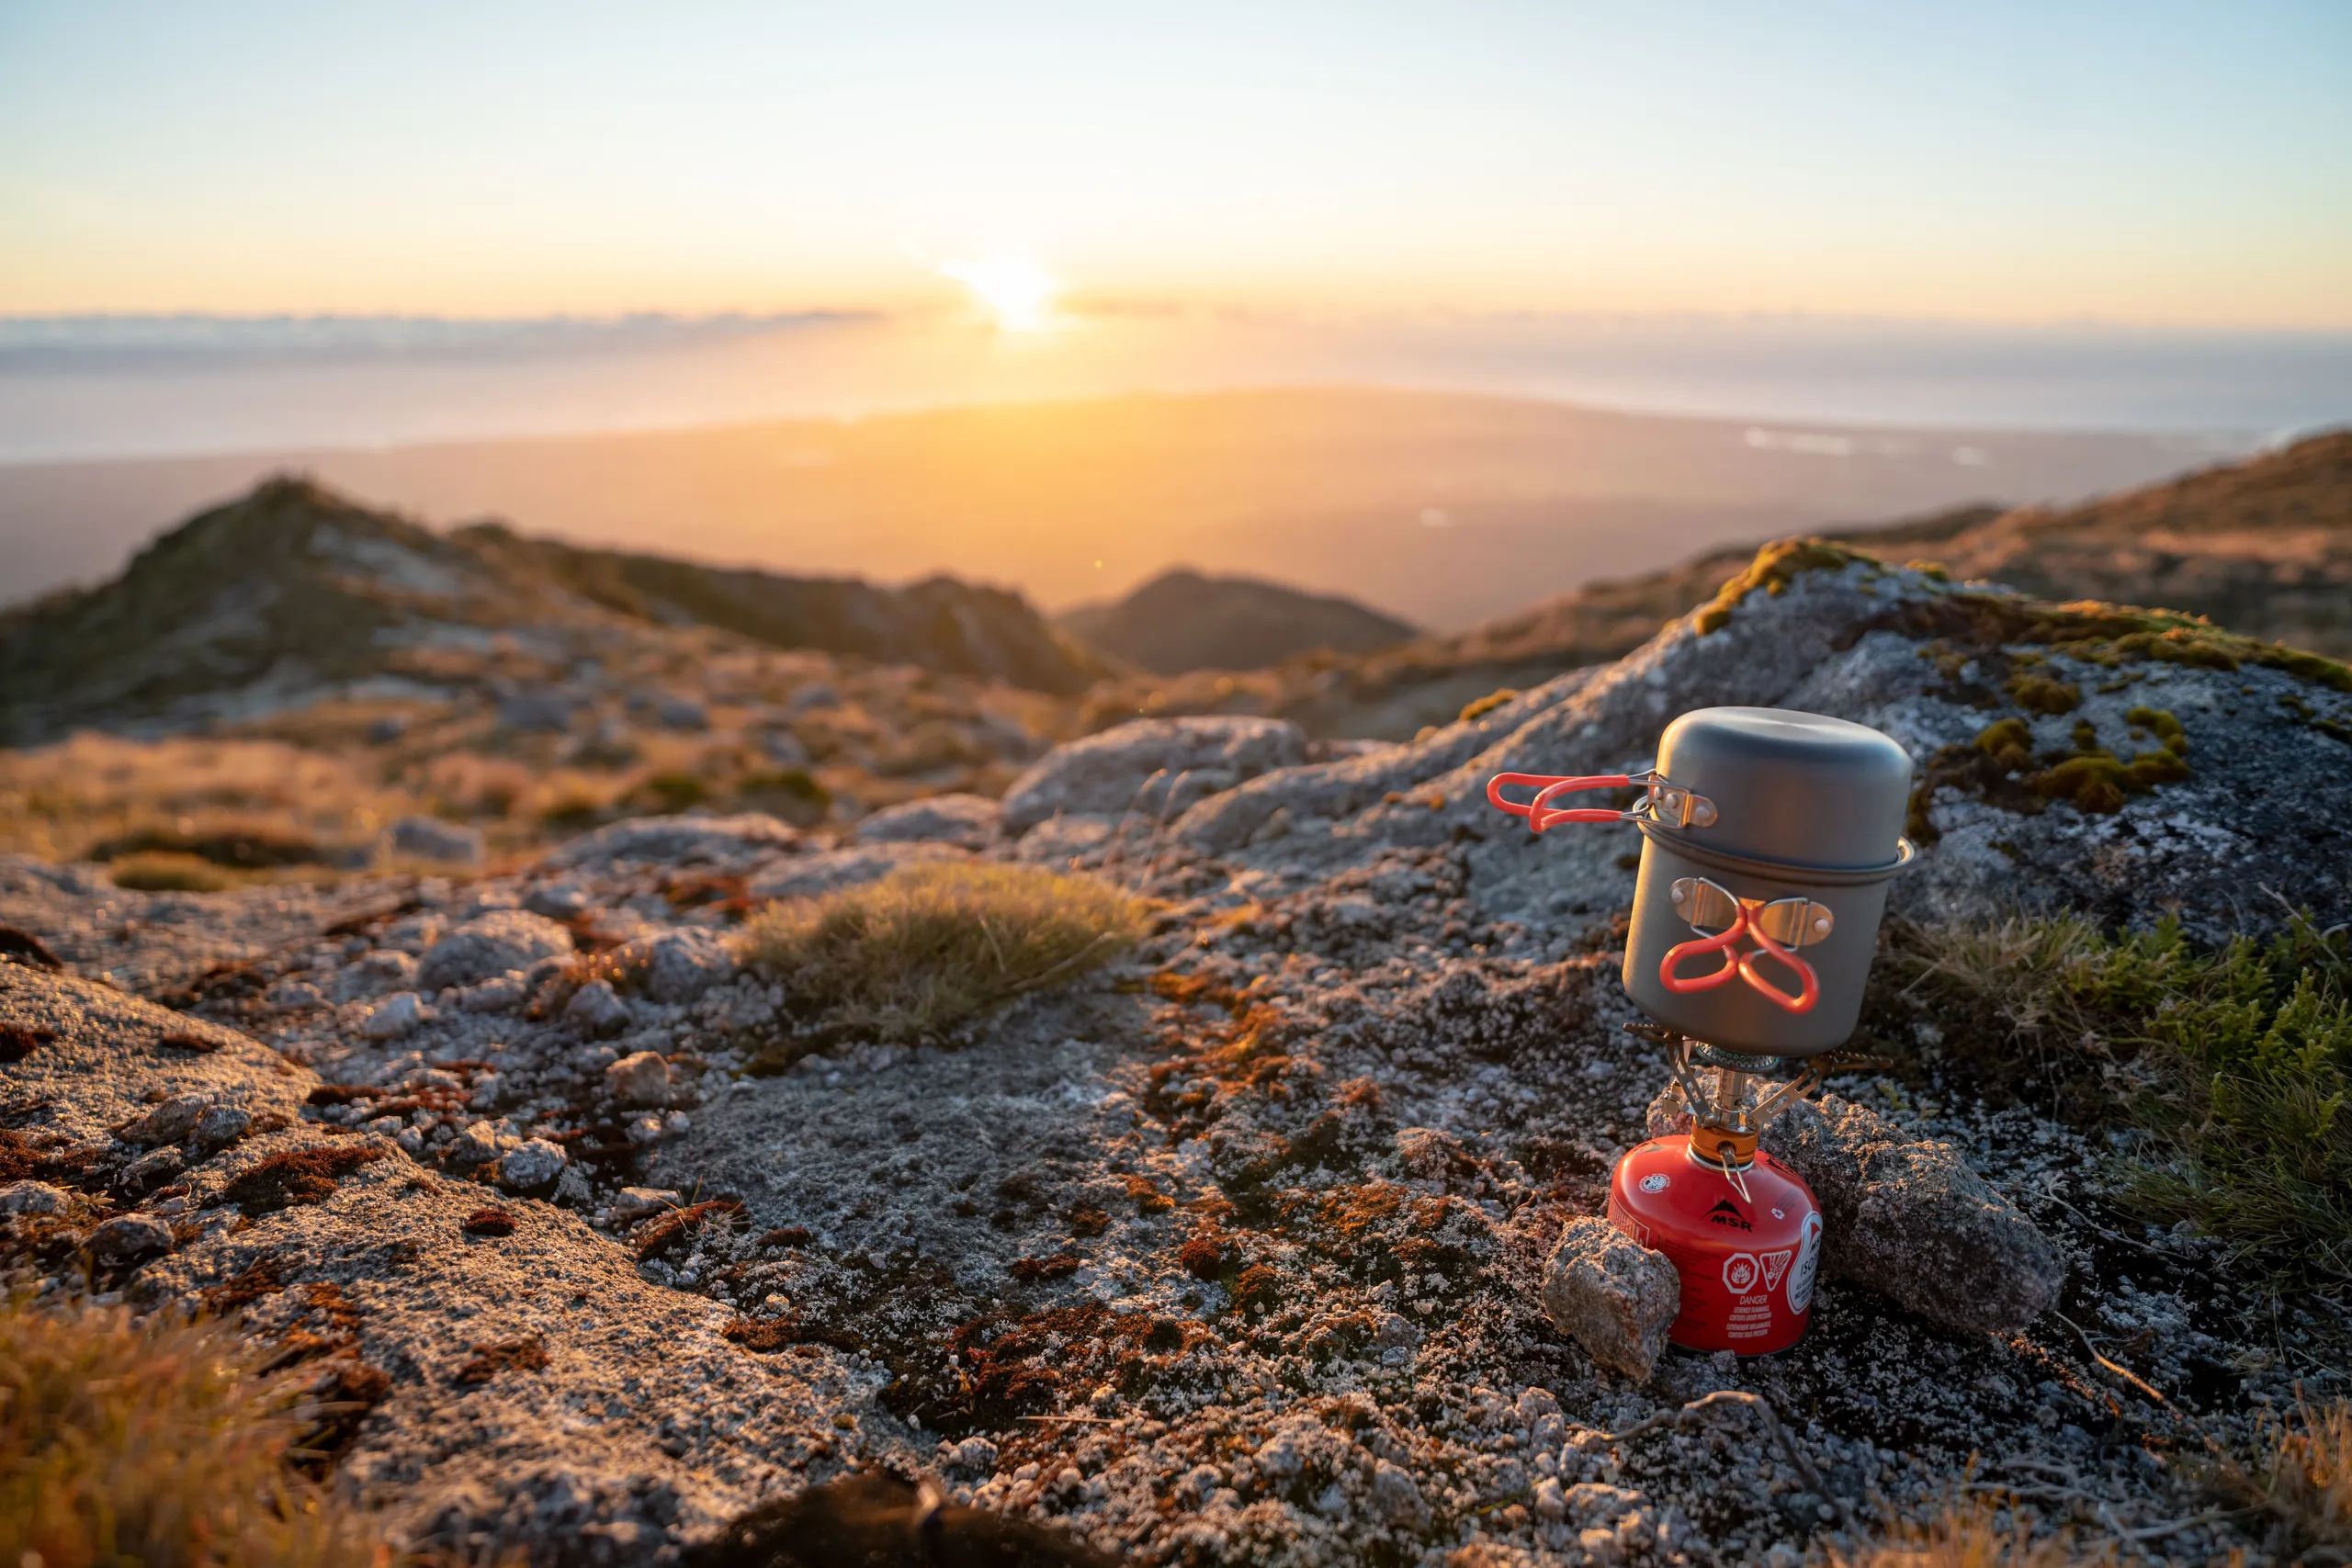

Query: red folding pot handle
[1486,773,1633,834]
[1658,902,1748,993]
[1736,924,1820,1013]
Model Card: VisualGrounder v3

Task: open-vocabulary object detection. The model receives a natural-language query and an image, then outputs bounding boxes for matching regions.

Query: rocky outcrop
[1176,547,2352,943]
[853,793,1002,850]
[1000,716,1309,832]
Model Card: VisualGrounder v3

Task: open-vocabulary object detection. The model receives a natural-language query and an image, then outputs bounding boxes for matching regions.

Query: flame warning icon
[1721,1253,1759,1292]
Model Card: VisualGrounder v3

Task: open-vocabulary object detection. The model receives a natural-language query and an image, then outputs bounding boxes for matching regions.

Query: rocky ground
[6,548,2351,1566]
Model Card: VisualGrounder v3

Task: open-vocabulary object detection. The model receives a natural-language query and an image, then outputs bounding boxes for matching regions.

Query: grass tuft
[2238,1395,2352,1558]
[735,862,1149,1056]
[1892,913,2352,1284]
[0,1294,389,1568]
[1828,1499,2102,1567]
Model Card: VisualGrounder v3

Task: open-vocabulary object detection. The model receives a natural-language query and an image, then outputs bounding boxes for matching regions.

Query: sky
[1,1,2348,327]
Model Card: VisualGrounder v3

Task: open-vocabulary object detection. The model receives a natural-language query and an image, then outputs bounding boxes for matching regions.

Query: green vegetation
[0,1296,388,1568]
[735,862,1150,1062]
[1897,913,2352,1284]
[1692,538,1874,635]
[2005,671,2081,716]
[1890,592,2352,694]
[107,851,239,893]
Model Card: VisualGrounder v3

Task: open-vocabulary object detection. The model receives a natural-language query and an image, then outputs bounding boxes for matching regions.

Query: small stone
[1540,1216,1680,1382]
[360,992,432,1041]
[457,975,528,1013]
[192,1104,252,1153]
[1371,1461,1428,1527]
[447,1121,519,1168]
[121,1145,186,1190]
[612,1187,682,1224]
[86,1213,175,1267]
[565,979,630,1037]
[117,1092,210,1146]
[1533,1477,1569,1521]
[389,816,485,866]
[0,1179,69,1215]
[626,1115,666,1146]
[656,694,709,731]
[1373,1311,1422,1348]
[523,882,594,920]
[498,1137,568,1192]
[945,1436,999,1474]
[606,1051,672,1108]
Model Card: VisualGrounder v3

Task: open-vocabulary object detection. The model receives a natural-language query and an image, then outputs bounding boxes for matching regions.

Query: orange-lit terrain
[0,388,2219,629]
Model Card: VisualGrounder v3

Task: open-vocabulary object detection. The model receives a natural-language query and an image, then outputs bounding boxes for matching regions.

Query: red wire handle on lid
[1486,773,1633,833]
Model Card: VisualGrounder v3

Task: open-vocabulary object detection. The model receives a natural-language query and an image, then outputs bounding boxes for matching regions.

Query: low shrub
[736,862,1149,1054]
[107,851,238,892]
[0,1295,388,1567]
[1892,913,2352,1284]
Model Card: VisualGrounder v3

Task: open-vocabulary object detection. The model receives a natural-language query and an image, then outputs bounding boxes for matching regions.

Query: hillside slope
[0,476,1114,743]
[1057,568,1414,673]
[1080,430,2350,738]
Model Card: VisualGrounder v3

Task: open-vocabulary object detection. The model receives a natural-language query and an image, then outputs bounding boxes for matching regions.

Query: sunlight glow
[939,255,1059,332]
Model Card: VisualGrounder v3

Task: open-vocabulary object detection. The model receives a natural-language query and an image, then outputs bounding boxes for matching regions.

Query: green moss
[1882,593,2352,693]
[1693,538,1874,634]
[1894,914,2352,1287]
[1973,717,2032,773]
[635,772,709,812]
[2125,705,2189,755]
[2006,671,2081,715]
[1456,688,1520,724]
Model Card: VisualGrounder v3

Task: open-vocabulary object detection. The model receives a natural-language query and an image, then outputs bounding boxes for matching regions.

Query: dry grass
[0,1294,390,1568]
[1829,1500,2106,1568]
[735,861,1149,1053]
[2222,1395,2352,1559]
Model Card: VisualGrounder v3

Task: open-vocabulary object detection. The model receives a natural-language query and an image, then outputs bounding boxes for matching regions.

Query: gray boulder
[1647,1078,2064,1336]
[745,842,969,903]
[854,792,1002,850]
[642,927,735,1004]
[0,1179,68,1215]
[417,910,574,992]
[544,813,801,874]
[1541,1215,1681,1381]
[389,816,486,867]
[1000,716,1307,833]
[499,690,576,734]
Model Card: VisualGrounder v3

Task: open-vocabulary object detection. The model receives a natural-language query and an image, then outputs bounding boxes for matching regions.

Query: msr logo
[1705,1198,1752,1232]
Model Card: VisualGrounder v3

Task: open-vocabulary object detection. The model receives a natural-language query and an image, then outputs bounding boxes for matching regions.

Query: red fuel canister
[1606,1135,1822,1355]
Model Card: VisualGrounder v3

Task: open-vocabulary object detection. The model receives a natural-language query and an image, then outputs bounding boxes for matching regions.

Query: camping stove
[1488,706,1915,1354]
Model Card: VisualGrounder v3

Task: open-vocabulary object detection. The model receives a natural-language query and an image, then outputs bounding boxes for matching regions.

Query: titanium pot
[1488,705,1915,1055]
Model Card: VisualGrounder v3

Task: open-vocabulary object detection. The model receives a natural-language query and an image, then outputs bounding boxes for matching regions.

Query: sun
[938,254,1058,332]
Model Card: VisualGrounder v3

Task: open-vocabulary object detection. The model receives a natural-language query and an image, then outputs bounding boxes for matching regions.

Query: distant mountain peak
[1059,567,1415,675]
